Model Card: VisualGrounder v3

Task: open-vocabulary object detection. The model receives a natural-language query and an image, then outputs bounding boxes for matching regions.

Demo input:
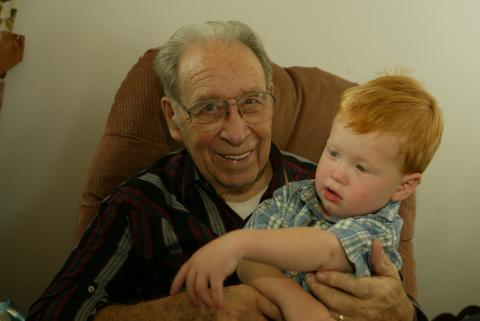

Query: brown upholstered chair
[76,48,418,298]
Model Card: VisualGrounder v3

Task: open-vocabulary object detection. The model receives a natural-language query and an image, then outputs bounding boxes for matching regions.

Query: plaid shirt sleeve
[326,201,403,276]
[244,181,310,230]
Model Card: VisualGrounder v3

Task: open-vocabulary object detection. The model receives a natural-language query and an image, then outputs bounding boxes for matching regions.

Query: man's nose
[219,105,250,145]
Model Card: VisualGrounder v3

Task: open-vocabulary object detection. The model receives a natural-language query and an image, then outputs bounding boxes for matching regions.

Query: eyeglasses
[173,91,275,132]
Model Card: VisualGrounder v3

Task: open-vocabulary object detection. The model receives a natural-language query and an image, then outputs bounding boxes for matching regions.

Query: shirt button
[88,285,96,294]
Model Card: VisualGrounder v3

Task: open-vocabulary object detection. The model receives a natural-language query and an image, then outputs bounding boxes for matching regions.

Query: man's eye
[242,96,261,106]
[192,102,221,115]
[191,102,223,120]
[201,102,220,112]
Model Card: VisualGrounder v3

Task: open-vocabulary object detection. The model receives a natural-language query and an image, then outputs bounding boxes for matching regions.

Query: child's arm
[170,226,352,309]
[238,227,352,273]
[238,260,333,321]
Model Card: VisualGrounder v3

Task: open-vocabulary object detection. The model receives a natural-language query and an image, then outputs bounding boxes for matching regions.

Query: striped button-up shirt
[26,144,316,321]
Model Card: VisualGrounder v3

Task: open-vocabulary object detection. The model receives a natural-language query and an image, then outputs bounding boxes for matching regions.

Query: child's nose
[331,164,348,184]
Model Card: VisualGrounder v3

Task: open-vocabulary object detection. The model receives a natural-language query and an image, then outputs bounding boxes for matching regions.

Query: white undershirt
[226,185,268,220]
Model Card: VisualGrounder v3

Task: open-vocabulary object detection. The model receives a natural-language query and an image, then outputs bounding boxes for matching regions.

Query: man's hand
[96,284,283,321]
[305,240,415,321]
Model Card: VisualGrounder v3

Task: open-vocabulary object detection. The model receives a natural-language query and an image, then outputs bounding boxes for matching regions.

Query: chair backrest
[76,48,418,298]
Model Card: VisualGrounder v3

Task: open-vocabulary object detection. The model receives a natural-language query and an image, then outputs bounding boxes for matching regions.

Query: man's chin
[211,163,271,197]
[215,177,257,194]
[215,167,271,195]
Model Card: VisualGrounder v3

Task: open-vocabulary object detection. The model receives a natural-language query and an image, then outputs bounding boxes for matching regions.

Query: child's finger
[170,261,189,295]
[196,274,214,308]
[210,276,224,309]
[186,269,200,308]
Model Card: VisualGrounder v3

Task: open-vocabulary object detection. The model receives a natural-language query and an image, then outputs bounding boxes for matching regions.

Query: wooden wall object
[0,30,24,109]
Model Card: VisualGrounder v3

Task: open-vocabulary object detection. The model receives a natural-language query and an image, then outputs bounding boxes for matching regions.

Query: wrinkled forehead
[177,40,267,103]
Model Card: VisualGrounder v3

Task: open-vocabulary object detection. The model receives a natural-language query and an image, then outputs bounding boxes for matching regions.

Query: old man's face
[164,40,273,201]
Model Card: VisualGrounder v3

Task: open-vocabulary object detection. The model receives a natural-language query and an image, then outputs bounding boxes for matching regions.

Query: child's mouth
[324,187,342,203]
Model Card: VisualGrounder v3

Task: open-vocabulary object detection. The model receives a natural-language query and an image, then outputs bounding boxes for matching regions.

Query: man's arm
[95,285,283,321]
[305,240,427,321]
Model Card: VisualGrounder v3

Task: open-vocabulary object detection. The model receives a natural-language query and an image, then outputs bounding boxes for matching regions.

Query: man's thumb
[371,239,399,279]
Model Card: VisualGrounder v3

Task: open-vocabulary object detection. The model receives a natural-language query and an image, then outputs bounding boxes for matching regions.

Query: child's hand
[170,231,244,309]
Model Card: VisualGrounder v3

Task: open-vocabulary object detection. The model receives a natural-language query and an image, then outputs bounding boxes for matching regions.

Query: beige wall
[1,0,479,318]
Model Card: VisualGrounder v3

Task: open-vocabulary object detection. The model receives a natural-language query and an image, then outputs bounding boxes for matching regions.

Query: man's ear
[161,97,183,143]
[392,173,422,201]
[268,82,274,96]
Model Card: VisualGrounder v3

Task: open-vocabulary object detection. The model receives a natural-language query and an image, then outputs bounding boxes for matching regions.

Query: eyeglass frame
[171,91,276,124]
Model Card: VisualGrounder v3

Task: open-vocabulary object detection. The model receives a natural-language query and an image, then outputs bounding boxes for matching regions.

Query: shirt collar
[180,143,285,203]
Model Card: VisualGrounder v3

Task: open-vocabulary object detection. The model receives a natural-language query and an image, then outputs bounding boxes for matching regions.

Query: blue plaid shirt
[244,179,403,287]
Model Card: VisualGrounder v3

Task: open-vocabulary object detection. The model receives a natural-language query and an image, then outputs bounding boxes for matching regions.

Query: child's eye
[356,164,367,172]
[328,149,339,159]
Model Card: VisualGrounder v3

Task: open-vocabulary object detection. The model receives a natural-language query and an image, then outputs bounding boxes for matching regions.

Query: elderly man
[27,21,425,321]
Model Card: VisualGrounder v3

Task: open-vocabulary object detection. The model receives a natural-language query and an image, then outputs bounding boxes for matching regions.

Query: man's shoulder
[147,148,187,178]
[280,150,316,165]
[104,149,187,203]
[279,150,317,180]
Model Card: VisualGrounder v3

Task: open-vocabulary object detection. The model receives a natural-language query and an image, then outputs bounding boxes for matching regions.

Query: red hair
[337,75,443,173]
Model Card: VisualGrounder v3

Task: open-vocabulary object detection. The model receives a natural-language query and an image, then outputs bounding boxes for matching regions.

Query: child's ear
[392,173,422,201]
[161,97,183,143]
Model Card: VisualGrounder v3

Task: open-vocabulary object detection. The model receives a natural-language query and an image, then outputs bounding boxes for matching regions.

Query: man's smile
[218,149,254,160]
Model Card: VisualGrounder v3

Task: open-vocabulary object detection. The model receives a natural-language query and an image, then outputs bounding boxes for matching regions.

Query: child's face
[315,119,408,218]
